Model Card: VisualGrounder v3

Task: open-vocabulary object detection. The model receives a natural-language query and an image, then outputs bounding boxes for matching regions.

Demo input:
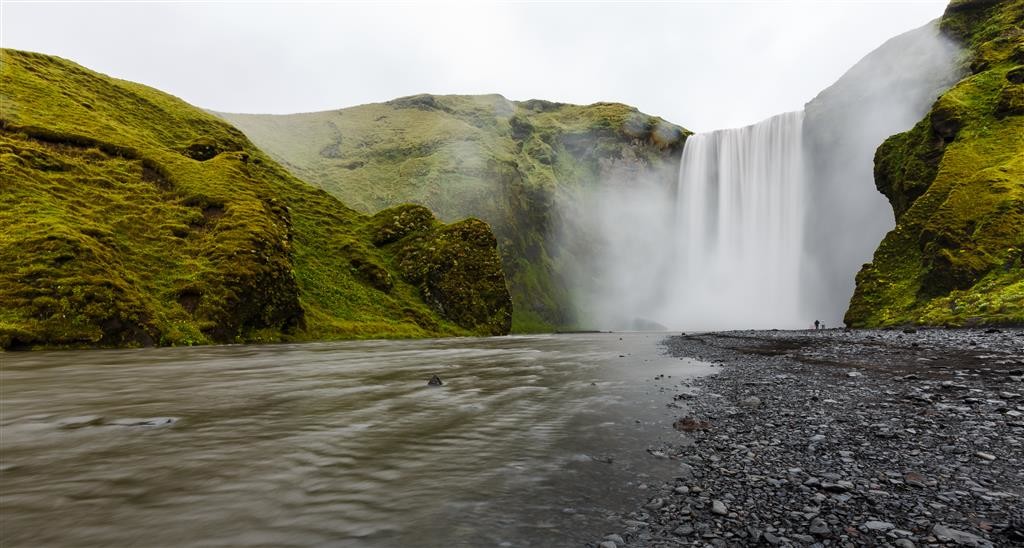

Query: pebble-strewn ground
[594,328,1024,548]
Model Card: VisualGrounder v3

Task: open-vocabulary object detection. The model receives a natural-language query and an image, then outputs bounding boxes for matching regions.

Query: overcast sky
[2,1,948,132]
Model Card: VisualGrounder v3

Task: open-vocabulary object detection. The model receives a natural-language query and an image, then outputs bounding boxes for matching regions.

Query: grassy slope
[846,0,1024,327]
[219,95,688,331]
[0,50,511,349]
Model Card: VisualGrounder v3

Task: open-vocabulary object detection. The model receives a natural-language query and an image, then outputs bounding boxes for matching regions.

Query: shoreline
[595,328,1024,547]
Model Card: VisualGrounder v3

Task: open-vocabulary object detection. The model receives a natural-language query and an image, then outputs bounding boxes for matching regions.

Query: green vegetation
[0,49,512,349]
[219,96,688,331]
[846,0,1024,327]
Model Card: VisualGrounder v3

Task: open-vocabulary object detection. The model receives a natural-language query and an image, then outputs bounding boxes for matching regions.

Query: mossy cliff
[846,0,1024,327]
[218,97,687,331]
[0,49,511,349]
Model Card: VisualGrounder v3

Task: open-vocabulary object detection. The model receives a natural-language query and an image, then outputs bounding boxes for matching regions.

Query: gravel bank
[595,328,1024,548]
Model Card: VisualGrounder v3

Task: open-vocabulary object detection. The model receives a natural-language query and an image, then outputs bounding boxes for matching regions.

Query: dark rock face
[1007,66,1024,84]
[182,137,241,161]
[995,83,1024,118]
[872,116,948,222]
[189,199,305,343]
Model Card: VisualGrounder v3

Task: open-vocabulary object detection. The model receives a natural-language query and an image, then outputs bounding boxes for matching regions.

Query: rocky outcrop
[846,0,1024,327]
[369,205,513,335]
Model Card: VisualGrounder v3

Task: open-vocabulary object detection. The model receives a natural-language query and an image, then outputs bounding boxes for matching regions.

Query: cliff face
[0,50,511,349]
[218,97,688,331]
[846,0,1024,327]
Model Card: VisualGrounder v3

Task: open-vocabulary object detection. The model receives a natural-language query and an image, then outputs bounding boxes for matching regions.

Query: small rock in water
[109,417,178,427]
[427,375,443,386]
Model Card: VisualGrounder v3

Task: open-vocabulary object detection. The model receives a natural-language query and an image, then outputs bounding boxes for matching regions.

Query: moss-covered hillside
[846,0,1024,327]
[218,96,687,331]
[0,49,511,349]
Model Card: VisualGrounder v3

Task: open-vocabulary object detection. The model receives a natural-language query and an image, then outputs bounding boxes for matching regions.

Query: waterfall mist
[558,163,681,331]
[559,21,961,331]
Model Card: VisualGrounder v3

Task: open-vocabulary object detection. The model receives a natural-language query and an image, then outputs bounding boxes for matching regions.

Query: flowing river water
[0,333,713,547]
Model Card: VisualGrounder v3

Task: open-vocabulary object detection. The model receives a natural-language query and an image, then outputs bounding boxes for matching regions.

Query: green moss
[847,0,1024,327]
[0,49,512,349]
[218,96,690,330]
[373,209,512,335]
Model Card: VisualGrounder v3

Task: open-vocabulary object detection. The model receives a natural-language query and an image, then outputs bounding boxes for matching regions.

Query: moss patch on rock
[369,206,512,335]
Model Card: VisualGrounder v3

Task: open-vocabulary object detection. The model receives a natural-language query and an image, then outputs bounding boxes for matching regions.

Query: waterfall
[665,111,807,330]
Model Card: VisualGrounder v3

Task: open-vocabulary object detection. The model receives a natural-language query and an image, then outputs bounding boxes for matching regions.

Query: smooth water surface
[0,333,712,547]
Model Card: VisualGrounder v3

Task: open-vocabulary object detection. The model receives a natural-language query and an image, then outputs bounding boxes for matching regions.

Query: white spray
[665,111,806,330]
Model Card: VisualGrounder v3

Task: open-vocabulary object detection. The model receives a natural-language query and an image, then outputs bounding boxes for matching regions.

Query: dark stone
[1006,66,1024,85]
[674,417,711,432]
[995,84,1024,119]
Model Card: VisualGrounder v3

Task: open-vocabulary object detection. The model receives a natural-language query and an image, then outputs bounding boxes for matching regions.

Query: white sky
[2,1,948,132]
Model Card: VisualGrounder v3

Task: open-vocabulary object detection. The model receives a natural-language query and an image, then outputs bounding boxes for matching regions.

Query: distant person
[814,320,820,330]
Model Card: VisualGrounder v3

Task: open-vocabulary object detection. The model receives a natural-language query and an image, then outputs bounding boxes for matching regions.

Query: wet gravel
[594,328,1024,548]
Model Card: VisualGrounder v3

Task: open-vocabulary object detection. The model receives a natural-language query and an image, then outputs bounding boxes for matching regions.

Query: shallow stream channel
[1,333,714,547]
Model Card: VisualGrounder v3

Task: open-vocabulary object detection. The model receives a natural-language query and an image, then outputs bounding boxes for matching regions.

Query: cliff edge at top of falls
[0,49,512,349]
[846,0,1024,328]
[217,98,689,332]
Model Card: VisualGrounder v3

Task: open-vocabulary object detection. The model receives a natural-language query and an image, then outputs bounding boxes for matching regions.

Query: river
[0,333,713,547]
